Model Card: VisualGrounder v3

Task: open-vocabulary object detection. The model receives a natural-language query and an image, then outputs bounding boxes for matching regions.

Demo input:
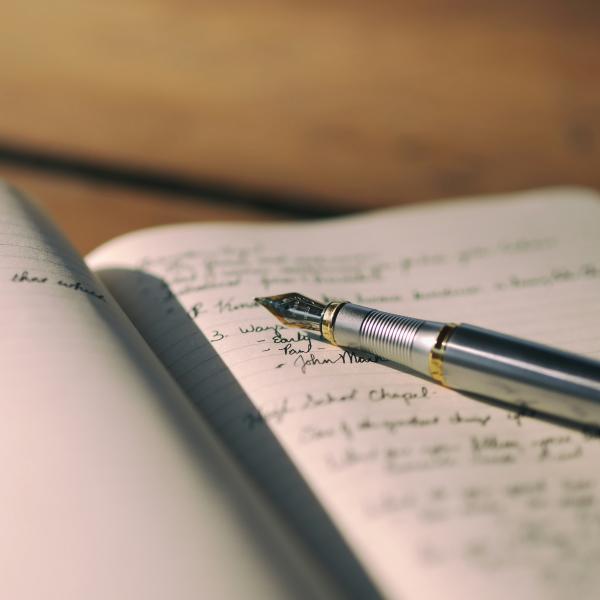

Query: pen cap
[442,324,600,427]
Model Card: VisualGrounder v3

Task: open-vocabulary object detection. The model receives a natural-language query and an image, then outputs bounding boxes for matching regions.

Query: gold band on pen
[428,322,459,386]
[321,301,347,345]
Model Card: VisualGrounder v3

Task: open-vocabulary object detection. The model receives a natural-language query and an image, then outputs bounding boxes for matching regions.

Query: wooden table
[1,1,599,254]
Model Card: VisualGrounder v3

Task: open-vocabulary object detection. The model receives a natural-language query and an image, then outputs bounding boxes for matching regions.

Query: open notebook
[2,181,599,600]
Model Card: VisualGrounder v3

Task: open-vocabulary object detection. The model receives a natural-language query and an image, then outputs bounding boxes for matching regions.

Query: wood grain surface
[1,1,599,210]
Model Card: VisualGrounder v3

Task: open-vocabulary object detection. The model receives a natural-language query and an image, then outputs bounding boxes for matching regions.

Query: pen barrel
[329,303,600,428]
[442,324,600,428]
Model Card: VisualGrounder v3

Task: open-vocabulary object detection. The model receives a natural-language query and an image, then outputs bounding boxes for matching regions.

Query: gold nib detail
[255,293,325,331]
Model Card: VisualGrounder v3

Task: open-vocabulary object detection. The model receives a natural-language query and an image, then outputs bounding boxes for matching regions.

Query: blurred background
[1,0,599,253]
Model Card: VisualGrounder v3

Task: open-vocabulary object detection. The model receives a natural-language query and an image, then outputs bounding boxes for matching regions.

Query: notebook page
[0,182,333,600]
[88,188,600,600]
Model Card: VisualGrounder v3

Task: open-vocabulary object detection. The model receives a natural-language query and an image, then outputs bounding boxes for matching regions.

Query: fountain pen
[255,292,600,429]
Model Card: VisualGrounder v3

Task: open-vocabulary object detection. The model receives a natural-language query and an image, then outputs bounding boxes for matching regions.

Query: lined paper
[88,188,600,600]
[0,182,331,600]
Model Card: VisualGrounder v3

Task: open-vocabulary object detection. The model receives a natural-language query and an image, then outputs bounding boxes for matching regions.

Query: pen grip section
[443,324,600,427]
[332,303,443,375]
[360,310,424,365]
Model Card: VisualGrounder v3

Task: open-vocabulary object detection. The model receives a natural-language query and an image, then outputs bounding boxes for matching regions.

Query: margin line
[0,142,350,219]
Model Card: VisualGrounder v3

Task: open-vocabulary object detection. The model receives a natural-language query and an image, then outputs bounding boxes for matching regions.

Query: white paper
[0,182,332,600]
[88,187,600,600]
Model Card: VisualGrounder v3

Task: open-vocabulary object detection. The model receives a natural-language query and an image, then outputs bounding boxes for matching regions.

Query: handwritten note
[88,188,600,600]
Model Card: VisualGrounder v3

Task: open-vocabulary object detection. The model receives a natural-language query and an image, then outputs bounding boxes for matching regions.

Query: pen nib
[255,292,325,331]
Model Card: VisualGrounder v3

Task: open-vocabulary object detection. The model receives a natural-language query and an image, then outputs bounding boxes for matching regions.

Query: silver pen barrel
[324,302,600,428]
